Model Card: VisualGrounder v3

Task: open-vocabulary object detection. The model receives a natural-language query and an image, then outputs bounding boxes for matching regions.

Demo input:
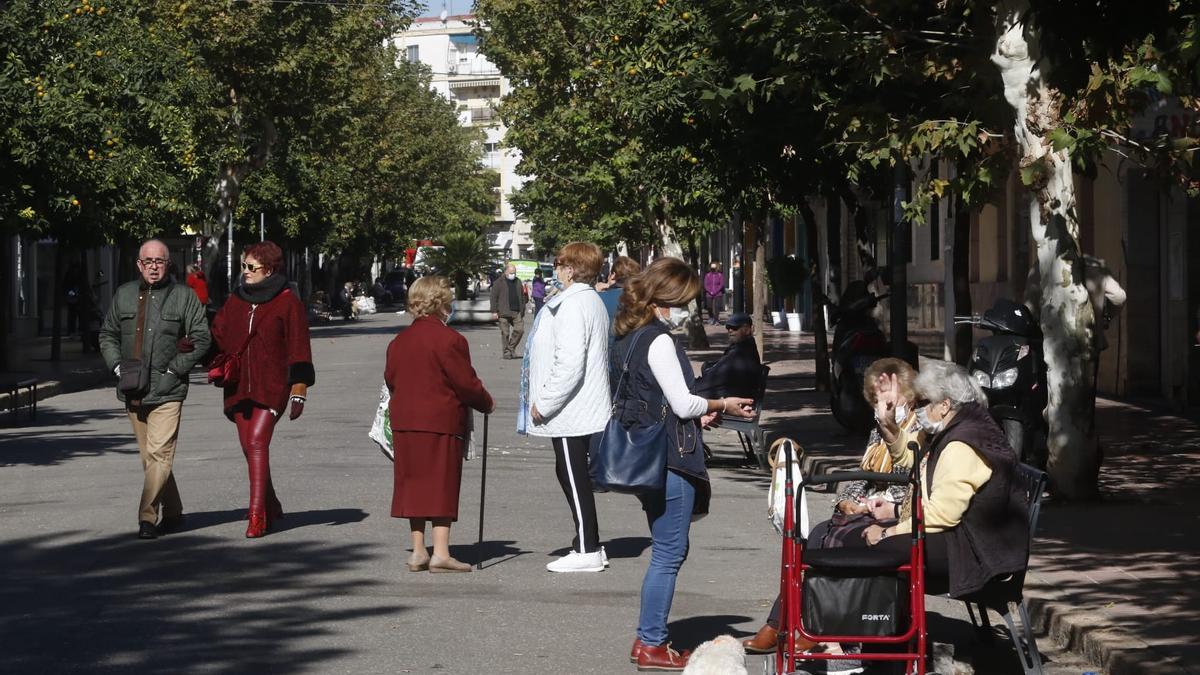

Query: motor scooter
[828,284,890,432]
[954,298,1048,468]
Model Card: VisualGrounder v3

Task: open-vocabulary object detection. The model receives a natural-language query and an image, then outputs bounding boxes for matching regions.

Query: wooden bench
[2,377,38,425]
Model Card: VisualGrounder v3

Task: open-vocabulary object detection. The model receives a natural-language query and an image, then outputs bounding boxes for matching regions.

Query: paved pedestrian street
[0,314,1099,674]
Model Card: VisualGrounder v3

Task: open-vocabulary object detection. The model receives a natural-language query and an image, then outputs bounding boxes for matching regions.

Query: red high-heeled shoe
[245,512,268,538]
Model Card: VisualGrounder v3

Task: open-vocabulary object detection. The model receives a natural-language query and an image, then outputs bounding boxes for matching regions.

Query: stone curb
[1025,593,1192,675]
[0,373,108,416]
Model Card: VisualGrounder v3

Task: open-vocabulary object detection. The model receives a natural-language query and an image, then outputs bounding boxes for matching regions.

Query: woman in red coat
[212,241,315,538]
[385,275,494,573]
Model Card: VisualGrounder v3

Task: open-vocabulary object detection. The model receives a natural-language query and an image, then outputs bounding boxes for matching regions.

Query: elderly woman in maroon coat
[212,241,315,538]
[385,275,494,573]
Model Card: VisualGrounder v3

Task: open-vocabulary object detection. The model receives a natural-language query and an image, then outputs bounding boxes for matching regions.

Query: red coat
[186,272,210,305]
[385,316,492,434]
[213,288,314,415]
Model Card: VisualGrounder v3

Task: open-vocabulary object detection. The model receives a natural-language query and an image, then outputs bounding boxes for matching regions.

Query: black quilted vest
[925,403,1030,597]
[611,322,711,514]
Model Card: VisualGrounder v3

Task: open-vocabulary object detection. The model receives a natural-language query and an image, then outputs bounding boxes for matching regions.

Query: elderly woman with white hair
[865,360,1030,598]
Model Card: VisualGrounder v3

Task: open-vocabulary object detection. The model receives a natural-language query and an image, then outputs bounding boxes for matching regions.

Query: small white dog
[682,634,748,675]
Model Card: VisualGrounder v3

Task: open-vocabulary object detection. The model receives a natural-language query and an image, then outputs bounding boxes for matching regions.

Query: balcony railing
[468,107,498,125]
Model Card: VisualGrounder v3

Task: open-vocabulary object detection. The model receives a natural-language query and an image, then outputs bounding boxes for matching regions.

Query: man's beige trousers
[127,401,183,523]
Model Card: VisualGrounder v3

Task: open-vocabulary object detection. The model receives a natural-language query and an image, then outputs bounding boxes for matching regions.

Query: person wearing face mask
[743,357,924,660]
[489,262,528,360]
[865,360,1029,601]
[384,276,495,573]
[614,257,756,671]
[212,241,315,538]
[524,242,613,573]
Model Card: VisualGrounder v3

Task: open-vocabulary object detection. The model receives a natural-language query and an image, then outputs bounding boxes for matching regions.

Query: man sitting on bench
[694,312,763,399]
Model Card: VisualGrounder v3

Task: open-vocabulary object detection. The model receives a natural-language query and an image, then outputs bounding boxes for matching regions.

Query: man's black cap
[725,312,752,328]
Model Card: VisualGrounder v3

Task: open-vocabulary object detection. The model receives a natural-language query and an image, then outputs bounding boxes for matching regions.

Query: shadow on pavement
[0,405,134,467]
[0,530,403,673]
[171,508,370,536]
[309,320,404,340]
[459,539,528,569]
[666,613,754,650]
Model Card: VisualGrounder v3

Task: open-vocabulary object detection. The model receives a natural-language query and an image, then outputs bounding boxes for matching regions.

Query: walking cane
[476,414,489,570]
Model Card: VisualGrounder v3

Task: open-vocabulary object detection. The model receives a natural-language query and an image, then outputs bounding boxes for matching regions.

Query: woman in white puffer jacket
[525,241,612,573]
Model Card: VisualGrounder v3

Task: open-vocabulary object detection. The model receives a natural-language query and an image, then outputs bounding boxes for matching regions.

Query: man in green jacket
[99,239,211,540]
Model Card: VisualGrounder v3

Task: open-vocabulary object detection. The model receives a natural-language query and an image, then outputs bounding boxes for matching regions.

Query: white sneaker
[546,550,605,573]
[601,546,609,568]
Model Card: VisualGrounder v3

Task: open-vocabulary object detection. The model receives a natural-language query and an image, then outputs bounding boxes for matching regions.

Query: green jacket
[99,279,211,405]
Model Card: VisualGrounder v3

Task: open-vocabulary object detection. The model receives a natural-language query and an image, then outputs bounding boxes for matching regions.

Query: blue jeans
[636,470,697,646]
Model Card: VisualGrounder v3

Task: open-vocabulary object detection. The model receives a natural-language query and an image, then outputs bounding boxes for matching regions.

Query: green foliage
[1,0,493,257]
[420,231,496,300]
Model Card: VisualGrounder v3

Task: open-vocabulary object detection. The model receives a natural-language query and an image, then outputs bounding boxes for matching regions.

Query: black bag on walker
[803,570,909,636]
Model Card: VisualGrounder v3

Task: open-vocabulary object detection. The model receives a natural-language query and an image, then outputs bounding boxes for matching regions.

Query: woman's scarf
[236,272,288,305]
[516,307,547,434]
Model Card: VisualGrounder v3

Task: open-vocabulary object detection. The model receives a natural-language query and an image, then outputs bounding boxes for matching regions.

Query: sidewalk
[0,334,111,415]
[708,323,1199,675]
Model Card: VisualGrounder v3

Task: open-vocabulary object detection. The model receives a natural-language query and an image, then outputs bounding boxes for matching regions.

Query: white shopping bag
[767,438,810,537]
[369,384,393,460]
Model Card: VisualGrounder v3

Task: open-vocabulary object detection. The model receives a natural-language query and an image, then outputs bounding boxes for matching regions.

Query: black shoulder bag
[588,327,669,494]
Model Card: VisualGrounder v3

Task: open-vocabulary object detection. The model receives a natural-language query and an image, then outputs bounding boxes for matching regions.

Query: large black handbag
[589,328,669,494]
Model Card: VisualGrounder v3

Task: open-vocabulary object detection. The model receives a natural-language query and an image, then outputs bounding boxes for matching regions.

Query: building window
[406,45,419,63]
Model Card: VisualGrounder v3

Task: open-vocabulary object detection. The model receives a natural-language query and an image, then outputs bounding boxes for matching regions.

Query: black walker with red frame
[775,442,929,674]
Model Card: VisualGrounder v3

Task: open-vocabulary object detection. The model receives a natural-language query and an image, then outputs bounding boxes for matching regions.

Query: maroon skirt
[390,430,464,520]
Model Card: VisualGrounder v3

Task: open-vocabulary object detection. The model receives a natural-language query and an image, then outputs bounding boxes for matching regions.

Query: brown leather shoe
[636,643,689,671]
[743,625,818,654]
[630,638,647,663]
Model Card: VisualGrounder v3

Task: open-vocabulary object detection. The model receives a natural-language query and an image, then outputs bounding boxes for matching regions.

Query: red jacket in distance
[213,288,314,415]
[186,272,210,305]
[385,316,493,436]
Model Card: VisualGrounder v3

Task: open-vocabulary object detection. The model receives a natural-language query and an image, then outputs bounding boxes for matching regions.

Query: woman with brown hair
[523,242,613,573]
[385,276,494,573]
[212,241,315,539]
[615,257,755,672]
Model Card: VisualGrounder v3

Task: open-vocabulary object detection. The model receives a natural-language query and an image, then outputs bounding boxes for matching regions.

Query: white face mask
[916,404,945,433]
[506,273,516,280]
[663,307,690,329]
[894,404,908,424]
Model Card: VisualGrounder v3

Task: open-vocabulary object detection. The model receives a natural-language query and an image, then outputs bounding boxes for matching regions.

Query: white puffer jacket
[527,283,611,438]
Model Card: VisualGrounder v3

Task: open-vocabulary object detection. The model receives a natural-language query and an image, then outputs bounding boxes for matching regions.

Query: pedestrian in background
[703,262,725,325]
[597,256,641,326]
[385,276,494,574]
[185,264,209,306]
[489,262,528,359]
[531,268,547,315]
[99,239,211,540]
[525,242,612,572]
[613,257,754,671]
[212,241,315,539]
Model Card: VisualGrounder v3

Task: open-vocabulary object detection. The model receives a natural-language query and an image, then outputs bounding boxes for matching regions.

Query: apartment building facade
[395,14,533,259]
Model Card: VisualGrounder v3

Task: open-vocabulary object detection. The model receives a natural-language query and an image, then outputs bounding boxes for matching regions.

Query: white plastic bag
[767,438,810,537]
[369,384,393,460]
[354,296,377,315]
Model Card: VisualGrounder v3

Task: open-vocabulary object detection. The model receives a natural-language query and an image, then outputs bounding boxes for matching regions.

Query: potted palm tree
[421,231,497,323]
